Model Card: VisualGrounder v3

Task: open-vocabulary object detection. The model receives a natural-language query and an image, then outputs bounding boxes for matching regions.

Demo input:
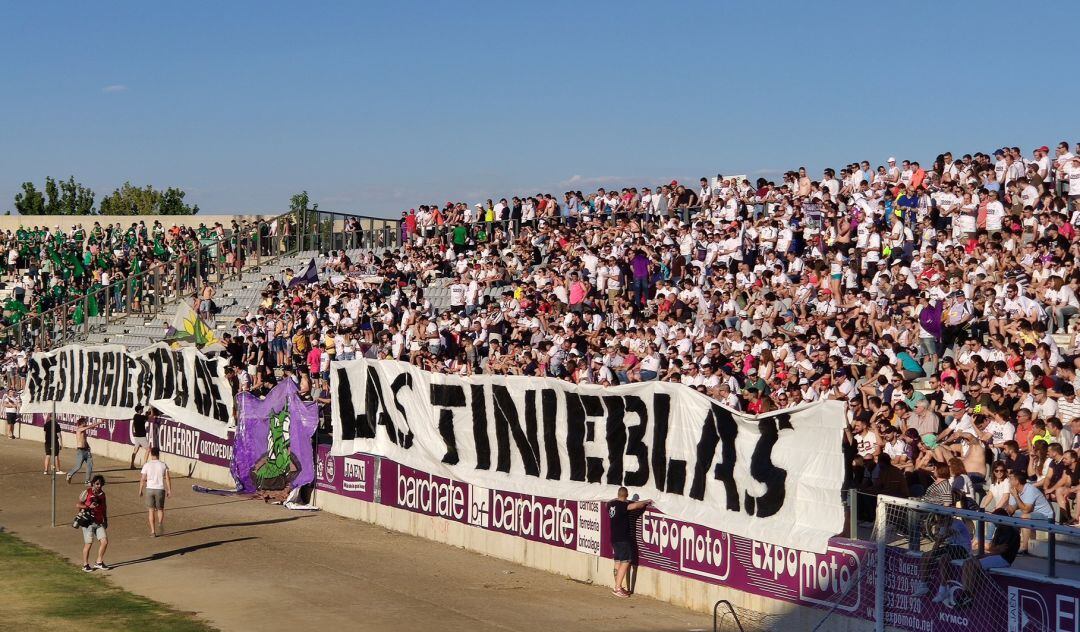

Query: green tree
[13,177,95,215]
[159,187,198,215]
[289,190,316,214]
[99,182,198,215]
[43,177,61,215]
[13,182,45,215]
[58,176,96,215]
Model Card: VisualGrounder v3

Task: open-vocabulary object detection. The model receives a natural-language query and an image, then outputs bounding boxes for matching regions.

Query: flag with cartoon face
[232,379,319,493]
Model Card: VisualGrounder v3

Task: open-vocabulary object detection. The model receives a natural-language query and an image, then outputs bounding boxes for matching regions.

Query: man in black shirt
[608,486,652,598]
[130,406,151,469]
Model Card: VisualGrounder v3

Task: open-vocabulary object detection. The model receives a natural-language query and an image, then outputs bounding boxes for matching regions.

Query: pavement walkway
[0,437,712,632]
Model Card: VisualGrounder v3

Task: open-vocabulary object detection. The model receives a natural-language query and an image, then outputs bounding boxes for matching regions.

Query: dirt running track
[0,438,713,632]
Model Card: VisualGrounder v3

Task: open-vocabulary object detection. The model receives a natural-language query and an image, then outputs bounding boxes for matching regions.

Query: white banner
[330,359,846,553]
[21,343,234,437]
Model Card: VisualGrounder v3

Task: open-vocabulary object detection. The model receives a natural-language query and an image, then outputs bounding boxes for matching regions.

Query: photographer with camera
[75,475,110,572]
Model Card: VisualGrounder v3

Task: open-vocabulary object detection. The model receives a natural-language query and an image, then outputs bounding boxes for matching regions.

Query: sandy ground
[0,437,713,632]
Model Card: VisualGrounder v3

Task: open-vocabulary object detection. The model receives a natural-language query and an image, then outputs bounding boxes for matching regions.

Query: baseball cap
[1037,146,1050,153]
[887,156,896,163]
[993,149,1005,156]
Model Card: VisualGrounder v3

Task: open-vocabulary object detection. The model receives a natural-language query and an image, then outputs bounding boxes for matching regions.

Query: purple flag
[288,258,319,287]
[919,300,944,342]
[231,379,319,493]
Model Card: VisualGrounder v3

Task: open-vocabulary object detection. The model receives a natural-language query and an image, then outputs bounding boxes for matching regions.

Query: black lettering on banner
[523,390,541,476]
[55,351,68,403]
[191,357,214,418]
[210,360,230,422]
[365,368,390,442]
[40,356,56,402]
[171,351,189,408]
[491,385,539,476]
[27,359,42,402]
[564,394,586,481]
[120,357,137,409]
[70,351,84,404]
[602,395,626,485]
[334,367,362,440]
[388,372,414,449]
[689,404,739,509]
[102,352,118,407]
[744,415,792,518]
[580,395,604,484]
[622,395,650,487]
[136,358,154,407]
[84,352,101,405]
[150,348,171,401]
[430,383,465,464]
[470,384,490,470]
[540,389,560,480]
[363,367,411,447]
[651,392,671,492]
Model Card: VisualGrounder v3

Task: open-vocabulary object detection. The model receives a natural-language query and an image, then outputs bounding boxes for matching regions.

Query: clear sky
[1,2,1077,217]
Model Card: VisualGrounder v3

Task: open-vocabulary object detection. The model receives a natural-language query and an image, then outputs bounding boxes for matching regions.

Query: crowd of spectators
[5,141,1080,540]
[219,141,1080,533]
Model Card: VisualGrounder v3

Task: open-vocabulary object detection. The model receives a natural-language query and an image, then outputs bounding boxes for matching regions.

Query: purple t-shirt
[631,255,650,279]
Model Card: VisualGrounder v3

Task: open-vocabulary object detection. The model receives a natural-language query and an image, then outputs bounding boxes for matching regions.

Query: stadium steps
[1028,530,1080,564]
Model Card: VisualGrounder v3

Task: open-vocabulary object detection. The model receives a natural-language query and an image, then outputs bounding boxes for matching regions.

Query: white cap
[887,156,896,163]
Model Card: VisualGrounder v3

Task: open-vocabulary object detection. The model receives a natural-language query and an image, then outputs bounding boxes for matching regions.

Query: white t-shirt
[141,460,169,490]
[985,201,1006,231]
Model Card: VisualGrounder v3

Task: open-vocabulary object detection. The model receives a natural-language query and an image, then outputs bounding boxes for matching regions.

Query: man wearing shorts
[130,406,151,469]
[607,487,652,597]
[3,389,18,439]
[43,414,62,475]
[77,475,110,572]
[139,447,172,536]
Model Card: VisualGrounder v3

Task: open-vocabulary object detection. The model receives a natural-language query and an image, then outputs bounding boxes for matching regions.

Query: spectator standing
[77,475,110,572]
[139,447,172,536]
[66,417,106,485]
[607,487,652,598]
[130,406,151,469]
[43,414,62,475]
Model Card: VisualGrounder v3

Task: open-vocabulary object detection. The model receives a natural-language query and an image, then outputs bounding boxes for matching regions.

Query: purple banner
[315,444,375,503]
[232,379,319,493]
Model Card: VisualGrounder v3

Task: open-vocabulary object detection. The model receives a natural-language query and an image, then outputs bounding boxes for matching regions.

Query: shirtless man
[66,417,107,485]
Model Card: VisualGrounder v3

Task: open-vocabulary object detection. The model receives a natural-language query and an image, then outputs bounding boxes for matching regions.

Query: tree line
[13,177,199,215]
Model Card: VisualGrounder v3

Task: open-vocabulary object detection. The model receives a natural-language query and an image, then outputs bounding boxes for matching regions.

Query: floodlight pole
[50,398,57,527]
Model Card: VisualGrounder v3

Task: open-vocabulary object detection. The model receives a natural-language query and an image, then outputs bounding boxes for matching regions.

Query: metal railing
[399,205,708,247]
[713,599,745,632]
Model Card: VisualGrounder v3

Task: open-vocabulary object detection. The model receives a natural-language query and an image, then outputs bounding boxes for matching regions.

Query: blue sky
[1,2,1077,217]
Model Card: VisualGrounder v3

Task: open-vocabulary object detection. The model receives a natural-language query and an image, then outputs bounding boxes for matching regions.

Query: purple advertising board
[27,412,131,445]
[151,417,234,468]
[315,444,376,503]
[366,453,1080,632]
